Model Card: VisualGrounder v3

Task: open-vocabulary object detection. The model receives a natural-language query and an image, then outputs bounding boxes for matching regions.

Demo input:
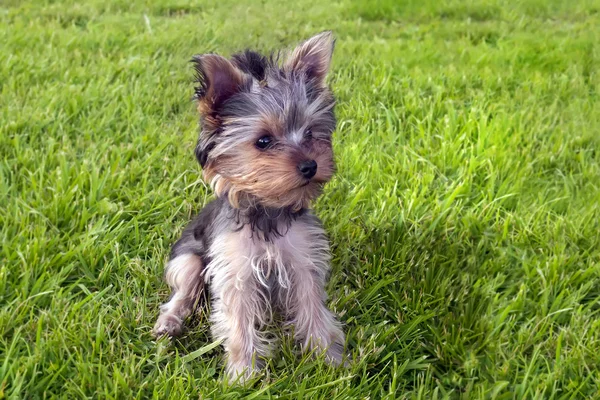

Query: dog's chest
[206,219,329,289]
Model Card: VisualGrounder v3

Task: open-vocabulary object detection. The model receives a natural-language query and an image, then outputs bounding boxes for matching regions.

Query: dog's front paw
[153,314,183,338]
[226,362,260,385]
[324,341,347,366]
[303,333,348,367]
[224,352,264,385]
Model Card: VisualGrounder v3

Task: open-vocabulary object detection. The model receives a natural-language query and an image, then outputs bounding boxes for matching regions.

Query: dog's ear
[284,31,335,87]
[192,54,248,117]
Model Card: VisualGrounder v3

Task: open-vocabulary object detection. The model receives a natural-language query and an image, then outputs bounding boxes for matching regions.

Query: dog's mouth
[253,179,325,209]
[297,177,328,189]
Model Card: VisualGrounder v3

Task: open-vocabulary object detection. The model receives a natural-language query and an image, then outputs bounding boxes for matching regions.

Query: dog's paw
[153,314,183,338]
[226,362,260,385]
[224,353,265,385]
[324,341,347,366]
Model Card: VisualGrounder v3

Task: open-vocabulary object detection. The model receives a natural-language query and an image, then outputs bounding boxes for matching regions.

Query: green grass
[1,0,600,398]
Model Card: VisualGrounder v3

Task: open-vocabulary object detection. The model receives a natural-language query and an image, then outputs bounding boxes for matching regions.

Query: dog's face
[192,32,336,210]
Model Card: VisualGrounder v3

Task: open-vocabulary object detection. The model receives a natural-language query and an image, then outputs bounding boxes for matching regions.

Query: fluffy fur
[153,31,345,382]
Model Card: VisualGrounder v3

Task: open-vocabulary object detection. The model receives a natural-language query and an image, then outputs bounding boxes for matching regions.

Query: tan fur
[155,32,344,383]
[203,139,333,210]
[195,54,250,130]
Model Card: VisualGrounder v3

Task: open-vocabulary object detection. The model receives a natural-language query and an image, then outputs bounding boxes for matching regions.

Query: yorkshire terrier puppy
[153,31,345,381]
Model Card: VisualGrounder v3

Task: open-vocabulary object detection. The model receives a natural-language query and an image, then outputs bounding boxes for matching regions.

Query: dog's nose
[298,160,317,179]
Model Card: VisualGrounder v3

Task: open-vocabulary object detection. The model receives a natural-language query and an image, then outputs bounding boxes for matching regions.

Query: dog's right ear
[192,54,248,122]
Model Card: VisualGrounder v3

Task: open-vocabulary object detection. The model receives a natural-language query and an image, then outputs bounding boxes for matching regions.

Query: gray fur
[153,32,345,383]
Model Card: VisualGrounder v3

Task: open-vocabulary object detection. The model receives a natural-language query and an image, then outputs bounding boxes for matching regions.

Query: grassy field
[2,0,600,398]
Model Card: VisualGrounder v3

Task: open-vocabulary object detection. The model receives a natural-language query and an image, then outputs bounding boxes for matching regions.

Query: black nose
[298,160,317,179]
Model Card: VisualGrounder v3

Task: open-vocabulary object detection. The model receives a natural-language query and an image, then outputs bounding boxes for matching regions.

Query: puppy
[153,31,345,381]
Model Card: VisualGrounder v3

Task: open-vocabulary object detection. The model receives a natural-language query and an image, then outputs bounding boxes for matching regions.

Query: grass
[1,0,600,398]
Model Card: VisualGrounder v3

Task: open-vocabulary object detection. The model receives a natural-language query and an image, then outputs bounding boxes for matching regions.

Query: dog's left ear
[284,31,335,87]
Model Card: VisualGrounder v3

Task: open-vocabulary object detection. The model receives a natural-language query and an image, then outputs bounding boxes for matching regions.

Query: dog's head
[192,32,336,210]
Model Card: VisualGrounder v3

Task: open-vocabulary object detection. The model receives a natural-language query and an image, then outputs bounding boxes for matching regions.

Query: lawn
[2,0,600,398]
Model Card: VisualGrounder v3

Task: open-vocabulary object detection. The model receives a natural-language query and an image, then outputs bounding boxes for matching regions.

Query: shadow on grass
[330,212,505,390]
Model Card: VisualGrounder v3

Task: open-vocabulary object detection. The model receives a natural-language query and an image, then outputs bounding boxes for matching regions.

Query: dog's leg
[153,253,205,337]
[280,219,346,365]
[210,273,270,382]
[208,233,271,383]
[287,263,346,365]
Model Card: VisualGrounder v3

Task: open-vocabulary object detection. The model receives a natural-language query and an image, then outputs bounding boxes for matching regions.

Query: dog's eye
[255,135,274,150]
[304,128,313,141]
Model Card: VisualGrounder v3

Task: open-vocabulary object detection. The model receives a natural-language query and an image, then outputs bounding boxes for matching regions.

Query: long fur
[153,31,345,382]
